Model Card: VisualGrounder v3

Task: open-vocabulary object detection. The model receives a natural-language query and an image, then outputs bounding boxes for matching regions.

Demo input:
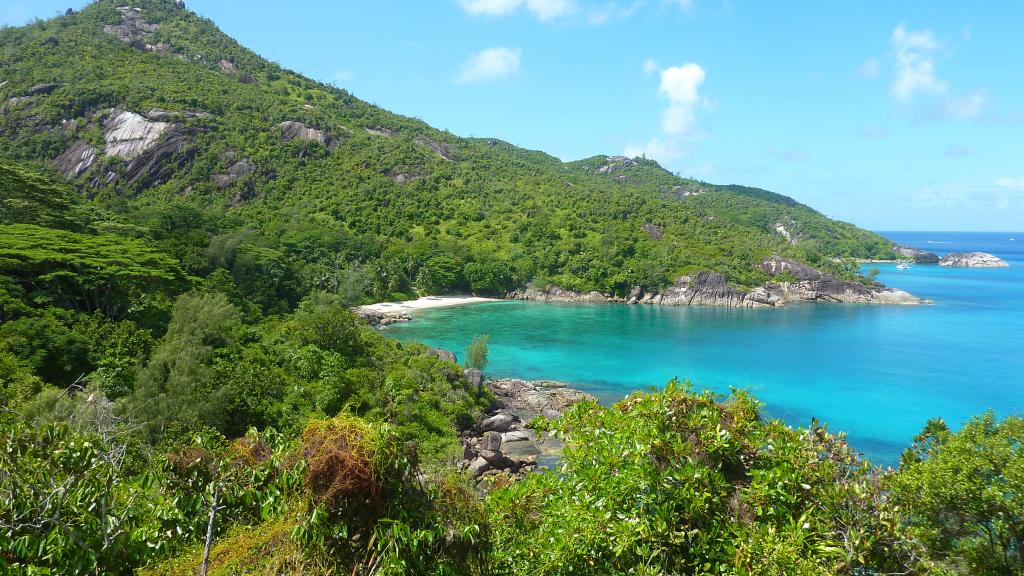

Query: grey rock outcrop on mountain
[642,222,664,240]
[103,6,159,45]
[668,183,707,198]
[510,255,922,308]
[415,136,455,161]
[386,170,428,184]
[365,126,397,137]
[98,110,196,189]
[25,83,58,96]
[104,110,170,160]
[774,222,799,244]
[894,245,940,264]
[595,155,636,174]
[53,140,97,177]
[279,121,328,145]
[212,158,256,189]
[939,252,1009,268]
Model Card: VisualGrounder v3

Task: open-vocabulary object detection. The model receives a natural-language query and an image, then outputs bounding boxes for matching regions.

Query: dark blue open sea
[386,232,1024,466]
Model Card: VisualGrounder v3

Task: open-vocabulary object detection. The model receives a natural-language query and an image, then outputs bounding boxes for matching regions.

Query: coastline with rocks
[456,377,596,490]
[509,255,923,308]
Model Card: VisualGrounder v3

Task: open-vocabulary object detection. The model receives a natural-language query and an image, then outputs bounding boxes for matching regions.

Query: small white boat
[896,263,911,270]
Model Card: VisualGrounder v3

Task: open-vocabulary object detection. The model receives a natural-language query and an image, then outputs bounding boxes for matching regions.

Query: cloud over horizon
[458,0,577,21]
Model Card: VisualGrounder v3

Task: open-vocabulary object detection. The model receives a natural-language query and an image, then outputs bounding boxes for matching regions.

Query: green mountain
[2,4,1019,576]
[0,0,896,312]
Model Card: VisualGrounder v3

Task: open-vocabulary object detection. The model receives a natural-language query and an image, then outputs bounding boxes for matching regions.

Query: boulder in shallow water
[939,252,1009,268]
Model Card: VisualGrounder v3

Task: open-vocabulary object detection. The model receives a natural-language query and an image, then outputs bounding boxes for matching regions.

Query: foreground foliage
[488,381,919,575]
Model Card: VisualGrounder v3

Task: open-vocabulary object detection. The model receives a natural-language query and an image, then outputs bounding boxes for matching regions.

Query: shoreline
[355,295,498,325]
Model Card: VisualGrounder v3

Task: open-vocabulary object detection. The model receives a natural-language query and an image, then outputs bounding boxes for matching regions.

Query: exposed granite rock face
[99,110,195,189]
[103,7,159,45]
[939,252,1009,268]
[595,155,636,174]
[668,183,707,198]
[118,125,194,188]
[218,59,237,75]
[279,121,327,145]
[758,255,824,281]
[212,158,256,189]
[25,83,58,96]
[642,222,664,240]
[508,285,609,303]
[511,255,922,308]
[457,378,595,489]
[415,136,455,160]
[894,245,940,264]
[386,170,427,184]
[774,222,800,244]
[52,140,97,177]
[104,110,169,160]
[365,126,397,137]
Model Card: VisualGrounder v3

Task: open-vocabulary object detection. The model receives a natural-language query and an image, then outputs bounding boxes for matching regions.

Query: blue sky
[5,1,1023,231]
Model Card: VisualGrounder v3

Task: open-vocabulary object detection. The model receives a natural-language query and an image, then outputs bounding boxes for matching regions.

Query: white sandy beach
[355,295,498,316]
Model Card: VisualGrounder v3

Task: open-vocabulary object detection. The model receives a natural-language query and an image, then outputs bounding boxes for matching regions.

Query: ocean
[385,232,1024,466]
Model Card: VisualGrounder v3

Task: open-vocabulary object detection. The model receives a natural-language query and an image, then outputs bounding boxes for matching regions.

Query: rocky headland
[509,255,922,308]
[939,252,1010,268]
[894,245,941,264]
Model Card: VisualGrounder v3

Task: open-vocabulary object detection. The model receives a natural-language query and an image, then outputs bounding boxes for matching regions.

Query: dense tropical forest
[2,1,1022,574]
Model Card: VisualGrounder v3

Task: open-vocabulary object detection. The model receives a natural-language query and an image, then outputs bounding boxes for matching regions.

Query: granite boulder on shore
[456,378,595,490]
[939,252,1009,268]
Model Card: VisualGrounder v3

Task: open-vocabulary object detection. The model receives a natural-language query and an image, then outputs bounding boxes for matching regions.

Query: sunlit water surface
[386,232,1024,466]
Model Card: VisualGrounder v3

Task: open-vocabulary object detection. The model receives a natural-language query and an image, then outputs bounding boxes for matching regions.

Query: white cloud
[624,137,688,162]
[658,63,705,135]
[996,177,1024,191]
[458,0,576,21]
[858,57,880,79]
[890,25,946,101]
[944,90,987,119]
[624,62,708,164]
[456,47,522,83]
[526,0,577,20]
[587,1,644,25]
[459,0,522,16]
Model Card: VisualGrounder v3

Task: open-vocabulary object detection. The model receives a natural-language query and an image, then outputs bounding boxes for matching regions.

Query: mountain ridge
[1,0,901,308]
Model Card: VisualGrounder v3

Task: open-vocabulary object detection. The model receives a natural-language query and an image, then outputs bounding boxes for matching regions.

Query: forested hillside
[0,0,895,310]
[5,3,1020,575]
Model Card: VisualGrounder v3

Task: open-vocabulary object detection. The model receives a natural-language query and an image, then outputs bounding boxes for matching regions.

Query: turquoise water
[386,232,1024,466]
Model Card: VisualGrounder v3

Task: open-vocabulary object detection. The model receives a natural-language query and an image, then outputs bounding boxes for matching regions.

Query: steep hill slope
[0,0,901,309]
